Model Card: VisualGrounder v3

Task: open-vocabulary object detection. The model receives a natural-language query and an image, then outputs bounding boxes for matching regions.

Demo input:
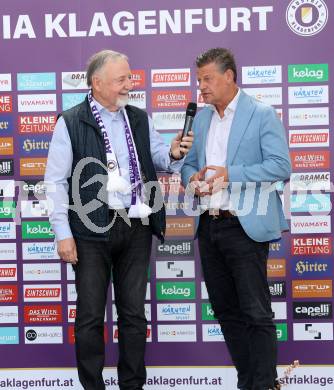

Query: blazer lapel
[227,90,255,164]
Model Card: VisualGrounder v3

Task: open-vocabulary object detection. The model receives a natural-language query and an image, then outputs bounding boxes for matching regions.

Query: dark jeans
[198,213,277,390]
[73,215,152,390]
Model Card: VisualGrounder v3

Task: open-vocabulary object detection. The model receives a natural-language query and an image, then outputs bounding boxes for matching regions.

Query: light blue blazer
[181,90,291,242]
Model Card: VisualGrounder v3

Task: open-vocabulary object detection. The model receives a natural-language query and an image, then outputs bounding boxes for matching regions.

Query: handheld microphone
[181,102,197,138]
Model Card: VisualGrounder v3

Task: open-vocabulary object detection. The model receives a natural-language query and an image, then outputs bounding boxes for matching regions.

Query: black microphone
[181,102,197,138]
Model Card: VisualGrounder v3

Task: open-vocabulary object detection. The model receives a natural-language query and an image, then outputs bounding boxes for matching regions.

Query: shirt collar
[92,97,122,119]
[209,87,241,117]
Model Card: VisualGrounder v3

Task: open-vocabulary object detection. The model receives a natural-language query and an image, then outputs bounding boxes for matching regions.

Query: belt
[204,209,236,220]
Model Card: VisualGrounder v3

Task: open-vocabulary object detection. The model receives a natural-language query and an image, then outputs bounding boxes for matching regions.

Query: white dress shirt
[201,88,240,210]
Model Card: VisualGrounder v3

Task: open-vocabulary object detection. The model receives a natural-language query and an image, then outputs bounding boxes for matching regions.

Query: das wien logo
[286,0,328,36]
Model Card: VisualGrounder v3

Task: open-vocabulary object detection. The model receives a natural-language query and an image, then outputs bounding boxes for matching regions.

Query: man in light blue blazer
[181,48,291,390]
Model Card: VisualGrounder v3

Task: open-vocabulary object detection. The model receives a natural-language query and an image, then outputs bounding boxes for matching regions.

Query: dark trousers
[73,216,152,390]
[198,213,277,390]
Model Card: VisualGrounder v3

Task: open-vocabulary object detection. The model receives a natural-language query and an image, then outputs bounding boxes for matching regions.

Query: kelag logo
[292,259,332,278]
[276,323,287,342]
[202,303,215,320]
[20,136,50,156]
[293,302,332,320]
[17,73,56,91]
[18,115,56,134]
[0,201,16,219]
[0,114,13,135]
[21,221,55,239]
[291,236,332,256]
[156,281,195,300]
[288,64,328,82]
[156,239,194,257]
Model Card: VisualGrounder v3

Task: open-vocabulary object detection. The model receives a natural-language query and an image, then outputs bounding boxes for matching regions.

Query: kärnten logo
[286,0,328,36]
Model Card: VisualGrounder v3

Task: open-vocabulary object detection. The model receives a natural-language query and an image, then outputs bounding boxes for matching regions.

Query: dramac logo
[157,303,196,321]
[0,95,12,113]
[289,129,329,148]
[24,305,63,323]
[61,72,87,90]
[291,236,332,256]
[290,150,330,170]
[286,0,328,37]
[152,111,186,130]
[0,285,18,303]
[151,69,191,87]
[128,91,146,109]
[156,239,194,257]
[152,90,191,109]
[293,302,332,320]
[18,115,56,134]
[292,280,332,298]
[290,172,330,191]
[20,158,47,176]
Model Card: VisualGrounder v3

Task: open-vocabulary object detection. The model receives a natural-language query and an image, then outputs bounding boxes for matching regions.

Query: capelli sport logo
[286,0,328,37]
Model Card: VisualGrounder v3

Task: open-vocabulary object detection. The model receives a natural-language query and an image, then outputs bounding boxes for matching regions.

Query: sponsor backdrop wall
[0,0,333,388]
